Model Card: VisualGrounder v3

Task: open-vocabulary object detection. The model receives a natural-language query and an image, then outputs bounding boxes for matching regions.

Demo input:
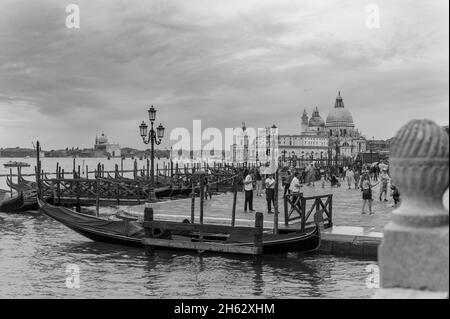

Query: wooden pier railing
[284,192,333,231]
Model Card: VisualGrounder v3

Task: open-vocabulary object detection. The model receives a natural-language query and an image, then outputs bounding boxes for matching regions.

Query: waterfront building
[279,92,367,165]
[94,132,121,157]
[279,107,329,163]
[325,92,366,158]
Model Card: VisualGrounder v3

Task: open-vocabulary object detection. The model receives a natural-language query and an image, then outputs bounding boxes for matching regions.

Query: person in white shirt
[265,174,276,214]
[289,172,302,193]
[243,170,254,212]
[289,171,302,212]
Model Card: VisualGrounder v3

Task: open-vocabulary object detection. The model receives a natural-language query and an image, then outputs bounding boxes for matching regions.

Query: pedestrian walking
[289,171,302,211]
[255,169,263,196]
[283,170,293,196]
[265,174,276,214]
[354,169,360,189]
[379,169,391,201]
[243,170,254,212]
[345,167,355,190]
[360,171,380,215]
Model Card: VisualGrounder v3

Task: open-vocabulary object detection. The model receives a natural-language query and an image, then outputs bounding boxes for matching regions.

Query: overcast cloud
[0,0,448,150]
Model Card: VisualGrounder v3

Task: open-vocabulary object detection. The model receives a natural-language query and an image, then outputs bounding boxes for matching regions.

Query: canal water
[0,157,378,298]
[0,212,377,298]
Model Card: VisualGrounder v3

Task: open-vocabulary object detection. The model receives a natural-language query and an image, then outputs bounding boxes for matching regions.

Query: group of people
[350,164,400,215]
[242,168,303,214]
[241,160,401,216]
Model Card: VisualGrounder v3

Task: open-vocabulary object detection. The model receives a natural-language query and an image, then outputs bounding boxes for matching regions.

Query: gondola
[37,198,321,254]
[0,193,25,212]
[6,175,35,192]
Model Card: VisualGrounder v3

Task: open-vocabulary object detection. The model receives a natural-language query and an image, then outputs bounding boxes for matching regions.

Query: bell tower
[301,109,309,133]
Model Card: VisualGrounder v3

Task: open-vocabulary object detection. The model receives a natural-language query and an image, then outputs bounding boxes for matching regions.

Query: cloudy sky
[0,0,448,150]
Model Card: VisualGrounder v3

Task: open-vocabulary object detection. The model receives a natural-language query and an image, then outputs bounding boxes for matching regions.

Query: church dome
[326,92,354,127]
[309,107,325,127]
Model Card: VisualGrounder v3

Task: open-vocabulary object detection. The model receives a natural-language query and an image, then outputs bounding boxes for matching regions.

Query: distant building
[278,92,367,164]
[279,107,329,162]
[94,132,121,157]
[0,147,39,158]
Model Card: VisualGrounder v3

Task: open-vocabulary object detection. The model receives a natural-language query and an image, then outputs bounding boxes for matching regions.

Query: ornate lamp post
[370,136,374,163]
[139,105,165,202]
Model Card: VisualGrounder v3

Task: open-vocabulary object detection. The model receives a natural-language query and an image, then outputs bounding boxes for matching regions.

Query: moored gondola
[37,198,321,254]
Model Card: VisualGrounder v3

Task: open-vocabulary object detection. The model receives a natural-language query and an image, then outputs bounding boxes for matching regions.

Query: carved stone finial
[389,119,449,227]
[377,119,449,294]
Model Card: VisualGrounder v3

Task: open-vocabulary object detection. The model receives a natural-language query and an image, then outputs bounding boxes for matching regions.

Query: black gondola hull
[38,198,321,254]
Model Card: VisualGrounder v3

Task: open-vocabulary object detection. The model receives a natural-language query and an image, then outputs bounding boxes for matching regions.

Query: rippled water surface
[0,212,376,298]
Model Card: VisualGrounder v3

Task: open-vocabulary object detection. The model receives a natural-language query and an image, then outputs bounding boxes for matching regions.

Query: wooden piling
[36,141,41,198]
[190,177,195,224]
[231,176,237,227]
[73,158,76,178]
[199,174,204,224]
[95,178,100,217]
[144,204,154,255]
[273,168,279,235]
[9,168,12,194]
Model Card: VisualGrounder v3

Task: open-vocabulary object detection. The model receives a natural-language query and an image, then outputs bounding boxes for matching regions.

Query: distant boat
[3,161,30,168]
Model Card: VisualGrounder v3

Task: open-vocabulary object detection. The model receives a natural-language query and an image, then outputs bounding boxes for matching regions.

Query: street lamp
[370,136,374,163]
[139,105,165,202]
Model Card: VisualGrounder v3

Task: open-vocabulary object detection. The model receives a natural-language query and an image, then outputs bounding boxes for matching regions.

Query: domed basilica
[279,92,367,162]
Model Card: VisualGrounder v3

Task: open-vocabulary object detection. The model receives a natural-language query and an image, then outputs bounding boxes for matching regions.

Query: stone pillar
[375,119,449,298]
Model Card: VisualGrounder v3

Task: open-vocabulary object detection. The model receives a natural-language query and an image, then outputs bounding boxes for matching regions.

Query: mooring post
[199,173,204,224]
[190,176,195,224]
[254,212,264,255]
[76,179,81,212]
[375,119,449,298]
[57,179,61,205]
[72,158,76,178]
[231,176,238,227]
[36,141,41,198]
[273,168,279,235]
[121,157,124,177]
[56,162,59,179]
[300,194,306,232]
[144,204,154,256]
[86,165,89,179]
[95,178,100,217]
[328,194,333,227]
[77,165,81,179]
[284,192,289,226]
[9,168,12,194]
